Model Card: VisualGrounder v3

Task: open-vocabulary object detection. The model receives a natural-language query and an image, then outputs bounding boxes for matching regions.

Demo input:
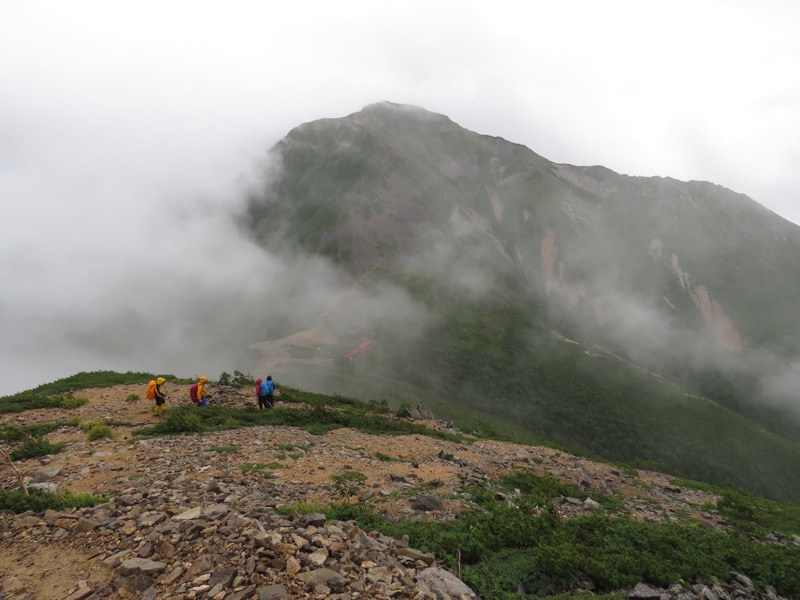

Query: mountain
[241,102,800,501]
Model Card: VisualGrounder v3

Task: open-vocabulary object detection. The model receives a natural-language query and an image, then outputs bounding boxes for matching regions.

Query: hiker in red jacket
[190,376,210,407]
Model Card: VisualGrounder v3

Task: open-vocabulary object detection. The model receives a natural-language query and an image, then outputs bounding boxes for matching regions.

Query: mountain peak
[245,104,800,503]
[354,100,456,127]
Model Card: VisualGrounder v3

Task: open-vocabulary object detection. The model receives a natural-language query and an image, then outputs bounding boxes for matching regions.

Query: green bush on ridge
[0,370,168,414]
[292,475,800,600]
[0,422,67,460]
[134,392,462,442]
[0,487,108,513]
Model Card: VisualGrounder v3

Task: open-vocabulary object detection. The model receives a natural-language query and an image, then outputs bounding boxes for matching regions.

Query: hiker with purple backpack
[189,376,211,407]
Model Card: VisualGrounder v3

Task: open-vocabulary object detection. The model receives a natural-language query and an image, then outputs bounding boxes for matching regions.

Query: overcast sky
[1,0,799,396]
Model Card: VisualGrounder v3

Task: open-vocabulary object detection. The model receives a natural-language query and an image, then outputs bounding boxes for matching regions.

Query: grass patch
[331,470,367,484]
[151,406,203,434]
[276,443,308,451]
[0,422,68,460]
[331,470,367,497]
[0,487,109,513]
[134,396,463,443]
[274,501,330,516]
[60,396,88,410]
[673,478,800,537]
[79,419,114,441]
[239,462,273,477]
[11,438,67,461]
[207,445,240,453]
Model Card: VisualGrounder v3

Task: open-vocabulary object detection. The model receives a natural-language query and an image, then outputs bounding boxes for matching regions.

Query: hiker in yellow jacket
[194,376,210,407]
[153,377,168,415]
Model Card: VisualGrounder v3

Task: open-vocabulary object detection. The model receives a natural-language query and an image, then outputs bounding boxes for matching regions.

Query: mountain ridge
[2,376,799,599]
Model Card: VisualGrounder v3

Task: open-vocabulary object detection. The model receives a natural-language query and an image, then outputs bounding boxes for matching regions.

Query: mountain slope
[242,102,800,501]
[2,378,800,599]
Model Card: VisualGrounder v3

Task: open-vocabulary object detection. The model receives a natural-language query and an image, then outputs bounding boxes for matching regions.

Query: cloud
[2,0,800,396]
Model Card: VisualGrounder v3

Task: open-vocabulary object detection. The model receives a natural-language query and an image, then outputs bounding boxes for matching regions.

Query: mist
[0,124,428,397]
[538,243,800,422]
[4,1,800,399]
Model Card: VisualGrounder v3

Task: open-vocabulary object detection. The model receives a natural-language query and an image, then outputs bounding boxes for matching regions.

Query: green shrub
[60,395,88,409]
[217,370,254,387]
[331,470,367,484]
[78,419,100,431]
[87,424,113,441]
[0,423,67,460]
[462,419,510,440]
[125,393,139,403]
[11,438,67,461]
[231,370,254,387]
[296,496,800,599]
[275,501,330,516]
[154,406,203,434]
[77,418,113,441]
[367,399,390,414]
[306,423,336,435]
[0,487,108,513]
[1,422,57,443]
[331,470,367,497]
[207,445,240,453]
[239,462,272,477]
[133,401,461,442]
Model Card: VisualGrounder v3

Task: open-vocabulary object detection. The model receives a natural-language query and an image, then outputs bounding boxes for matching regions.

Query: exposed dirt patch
[0,542,111,600]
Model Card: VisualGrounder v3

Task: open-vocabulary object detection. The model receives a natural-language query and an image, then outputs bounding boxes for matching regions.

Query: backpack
[189,383,199,403]
[146,380,157,401]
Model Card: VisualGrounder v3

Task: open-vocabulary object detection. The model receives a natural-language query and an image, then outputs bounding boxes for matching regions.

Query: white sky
[1,0,799,395]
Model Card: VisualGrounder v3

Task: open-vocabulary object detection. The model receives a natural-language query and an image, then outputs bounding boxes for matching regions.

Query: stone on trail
[119,557,167,576]
[257,583,289,600]
[416,566,478,599]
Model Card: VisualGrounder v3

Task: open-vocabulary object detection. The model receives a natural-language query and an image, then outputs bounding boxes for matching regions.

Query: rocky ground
[0,384,791,599]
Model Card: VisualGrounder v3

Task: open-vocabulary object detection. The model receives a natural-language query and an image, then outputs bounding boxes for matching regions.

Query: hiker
[153,377,169,415]
[190,376,211,407]
[259,375,275,409]
[255,378,266,409]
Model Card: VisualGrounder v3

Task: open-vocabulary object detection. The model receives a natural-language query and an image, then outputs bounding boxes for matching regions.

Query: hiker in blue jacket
[258,375,275,409]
